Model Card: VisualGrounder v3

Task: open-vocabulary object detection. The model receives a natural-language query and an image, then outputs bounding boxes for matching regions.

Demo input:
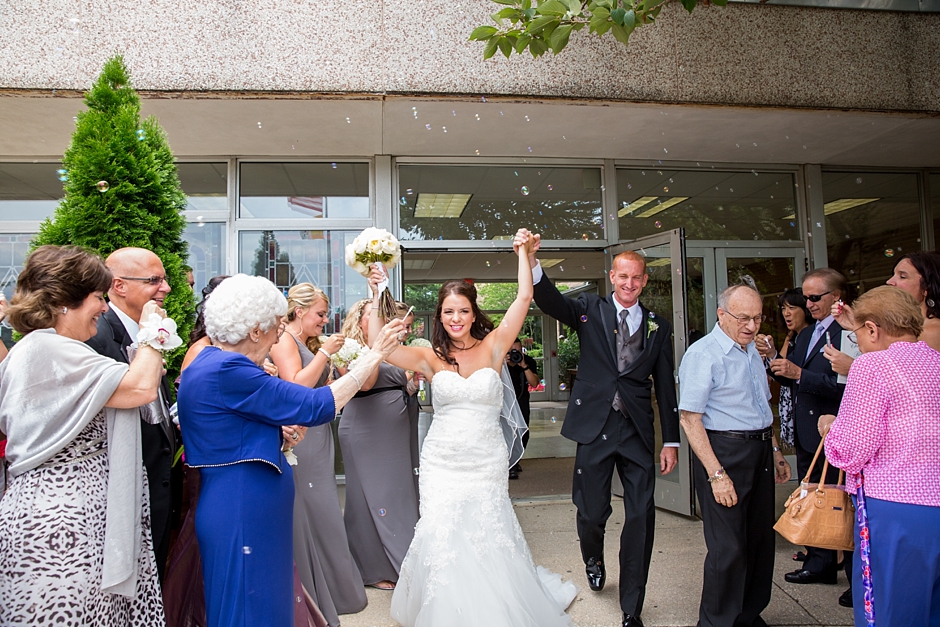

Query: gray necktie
[613,310,629,413]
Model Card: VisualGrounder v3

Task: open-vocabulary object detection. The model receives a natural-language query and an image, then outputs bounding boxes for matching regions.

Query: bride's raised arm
[365,265,437,380]
[486,228,538,369]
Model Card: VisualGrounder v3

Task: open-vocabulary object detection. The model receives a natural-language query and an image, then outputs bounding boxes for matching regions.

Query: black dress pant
[693,433,775,627]
[573,407,655,616]
[794,430,843,576]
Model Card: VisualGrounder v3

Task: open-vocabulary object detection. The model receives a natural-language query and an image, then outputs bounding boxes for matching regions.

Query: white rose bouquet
[409,337,432,349]
[330,337,364,369]
[345,227,401,320]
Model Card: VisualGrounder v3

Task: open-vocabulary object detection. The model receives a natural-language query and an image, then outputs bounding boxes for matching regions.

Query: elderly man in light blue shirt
[678,282,791,627]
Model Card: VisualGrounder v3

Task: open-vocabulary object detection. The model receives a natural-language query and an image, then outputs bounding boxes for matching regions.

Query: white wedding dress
[390,368,577,627]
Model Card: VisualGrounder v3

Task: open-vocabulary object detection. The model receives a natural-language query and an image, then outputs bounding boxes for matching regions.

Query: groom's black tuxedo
[86,305,180,582]
[534,273,679,617]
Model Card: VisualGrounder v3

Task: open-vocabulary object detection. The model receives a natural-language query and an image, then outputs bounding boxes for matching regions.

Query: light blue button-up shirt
[678,323,773,431]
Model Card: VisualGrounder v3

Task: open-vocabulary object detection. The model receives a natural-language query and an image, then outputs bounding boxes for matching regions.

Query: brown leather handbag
[774,439,855,551]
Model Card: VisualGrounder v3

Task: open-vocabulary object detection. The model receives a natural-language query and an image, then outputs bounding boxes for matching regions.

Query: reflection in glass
[0,163,65,221]
[178,163,227,213]
[398,165,604,241]
[932,174,940,251]
[685,257,707,345]
[240,163,369,219]
[0,233,32,348]
[617,169,799,242]
[239,230,369,321]
[182,222,226,295]
[823,171,921,293]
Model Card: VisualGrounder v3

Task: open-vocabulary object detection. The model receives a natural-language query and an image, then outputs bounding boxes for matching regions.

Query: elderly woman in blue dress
[177,274,405,627]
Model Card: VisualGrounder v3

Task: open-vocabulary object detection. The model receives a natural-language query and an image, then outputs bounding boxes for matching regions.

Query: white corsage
[283,448,298,466]
[136,313,183,352]
[646,318,659,338]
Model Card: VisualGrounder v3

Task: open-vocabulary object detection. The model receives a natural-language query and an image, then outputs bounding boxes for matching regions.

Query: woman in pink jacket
[819,285,940,627]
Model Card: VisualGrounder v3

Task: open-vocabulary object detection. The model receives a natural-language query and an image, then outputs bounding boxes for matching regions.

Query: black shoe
[585,557,605,591]
[514,462,523,472]
[622,614,644,627]
[509,468,519,480]
[838,587,853,608]
[784,568,838,585]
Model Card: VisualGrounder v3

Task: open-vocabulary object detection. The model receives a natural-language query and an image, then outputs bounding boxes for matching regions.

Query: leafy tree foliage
[470,0,727,59]
[33,55,194,379]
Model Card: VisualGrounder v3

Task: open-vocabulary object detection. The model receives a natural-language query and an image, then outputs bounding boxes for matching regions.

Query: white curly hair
[204,274,288,344]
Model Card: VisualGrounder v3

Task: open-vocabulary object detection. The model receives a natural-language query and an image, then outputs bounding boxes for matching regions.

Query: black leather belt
[706,427,773,441]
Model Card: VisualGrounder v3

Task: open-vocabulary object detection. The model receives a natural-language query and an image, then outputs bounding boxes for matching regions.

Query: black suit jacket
[86,306,177,554]
[779,320,845,453]
[534,274,680,450]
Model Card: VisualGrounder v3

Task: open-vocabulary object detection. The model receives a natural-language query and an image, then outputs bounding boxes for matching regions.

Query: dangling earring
[928,298,936,308]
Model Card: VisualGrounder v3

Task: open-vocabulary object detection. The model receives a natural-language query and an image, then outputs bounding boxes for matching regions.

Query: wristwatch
[706,467,726,483]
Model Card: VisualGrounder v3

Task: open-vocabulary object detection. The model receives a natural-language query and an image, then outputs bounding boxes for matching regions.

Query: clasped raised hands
[513,228,540,258]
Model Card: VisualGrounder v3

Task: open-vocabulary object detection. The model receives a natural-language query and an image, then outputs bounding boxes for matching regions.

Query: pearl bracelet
[318,348,332,359]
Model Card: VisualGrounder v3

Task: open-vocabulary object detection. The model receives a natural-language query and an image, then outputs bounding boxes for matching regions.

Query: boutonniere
[646,317,659,338]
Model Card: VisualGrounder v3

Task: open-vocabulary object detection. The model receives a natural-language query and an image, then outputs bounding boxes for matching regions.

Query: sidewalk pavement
[338,488,854,627]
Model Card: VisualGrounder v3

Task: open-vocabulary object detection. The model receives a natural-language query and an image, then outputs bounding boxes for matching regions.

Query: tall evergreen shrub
[33,55,194,378]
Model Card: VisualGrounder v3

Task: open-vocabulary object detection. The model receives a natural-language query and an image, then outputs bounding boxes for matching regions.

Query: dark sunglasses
[804,290,832,303]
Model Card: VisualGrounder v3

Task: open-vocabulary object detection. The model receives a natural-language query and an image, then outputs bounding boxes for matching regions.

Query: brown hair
[340,299,371,347]
[897,251,940,319]
[853,285,924,338]
[611,250,647,274]
[286,282,329,353]
[432,280,494,369]
[7,245,112,334]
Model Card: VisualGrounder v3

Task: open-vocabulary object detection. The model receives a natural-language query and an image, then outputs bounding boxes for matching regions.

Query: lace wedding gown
[390,368,577,627]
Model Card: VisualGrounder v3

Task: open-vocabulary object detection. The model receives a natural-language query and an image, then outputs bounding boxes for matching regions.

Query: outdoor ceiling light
[403,259,435,270]
[635,196,689,218]
[782,198,880,220]
[618,196,659,217]
[414,193,472,218]
[647,257,672,267]
[540,259,565,268]
[823,198,880,215]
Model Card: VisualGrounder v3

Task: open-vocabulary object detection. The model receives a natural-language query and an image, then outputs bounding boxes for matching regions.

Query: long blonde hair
[341,299,371,346]
[286,282,329,354]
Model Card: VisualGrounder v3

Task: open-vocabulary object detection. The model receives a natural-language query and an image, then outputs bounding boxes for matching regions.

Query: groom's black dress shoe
[784,568,838,585]
[622,614,644,627]
[838,587,853,608]
[585,557,605,591]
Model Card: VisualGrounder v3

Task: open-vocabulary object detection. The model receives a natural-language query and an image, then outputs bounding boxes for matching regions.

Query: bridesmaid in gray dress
[338,300,420,590]
[269,283,367,627]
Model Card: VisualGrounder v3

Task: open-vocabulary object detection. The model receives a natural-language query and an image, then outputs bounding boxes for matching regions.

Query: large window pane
[0,163,65,221]
[823,171,921,289]
[178,162,227,213]
[239,163,369,219]
[239,230,369,321]
[932,174,940,250]
[0,233,33,347]
[617,169,799,241]
[183,222,226,294]
[398,165,604,241]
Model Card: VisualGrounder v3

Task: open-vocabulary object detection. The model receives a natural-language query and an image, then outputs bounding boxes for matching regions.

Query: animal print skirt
[0,412,165,626]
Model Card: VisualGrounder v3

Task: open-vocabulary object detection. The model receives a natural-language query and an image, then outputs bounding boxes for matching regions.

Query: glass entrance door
[606,228,694,517]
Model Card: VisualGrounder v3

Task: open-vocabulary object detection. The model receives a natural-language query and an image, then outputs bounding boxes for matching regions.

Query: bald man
[86,247,179,582]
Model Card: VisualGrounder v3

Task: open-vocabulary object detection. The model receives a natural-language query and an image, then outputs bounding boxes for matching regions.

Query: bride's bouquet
[345,228,401,321]
[328,337,364,369]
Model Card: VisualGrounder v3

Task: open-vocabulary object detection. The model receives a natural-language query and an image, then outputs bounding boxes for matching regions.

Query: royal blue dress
[178,347,336,627]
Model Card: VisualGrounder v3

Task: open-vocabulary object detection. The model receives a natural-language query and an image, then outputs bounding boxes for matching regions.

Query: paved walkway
[338,463,854,627]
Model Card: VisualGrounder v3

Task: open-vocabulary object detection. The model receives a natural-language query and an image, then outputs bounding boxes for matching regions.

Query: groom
[531,242,679,627]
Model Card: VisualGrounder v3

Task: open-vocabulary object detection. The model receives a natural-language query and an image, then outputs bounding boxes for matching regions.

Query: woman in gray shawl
[0,245,169,626]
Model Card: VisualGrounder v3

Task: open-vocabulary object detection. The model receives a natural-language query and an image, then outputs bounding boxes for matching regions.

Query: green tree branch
[470,0,727,59]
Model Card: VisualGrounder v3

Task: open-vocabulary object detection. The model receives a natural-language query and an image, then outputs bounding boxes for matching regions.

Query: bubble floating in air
[56,169,68,182]
[136,129,146,141]
[521,186,529,196]
[884,249,895,258]
[96,181,109,193]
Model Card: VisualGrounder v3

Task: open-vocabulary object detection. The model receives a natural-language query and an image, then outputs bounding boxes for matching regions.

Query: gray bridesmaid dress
[289,336,367,626]
[338,363,420,585]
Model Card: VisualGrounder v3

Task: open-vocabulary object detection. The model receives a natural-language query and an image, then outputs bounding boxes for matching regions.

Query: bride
[366,228,577,627]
